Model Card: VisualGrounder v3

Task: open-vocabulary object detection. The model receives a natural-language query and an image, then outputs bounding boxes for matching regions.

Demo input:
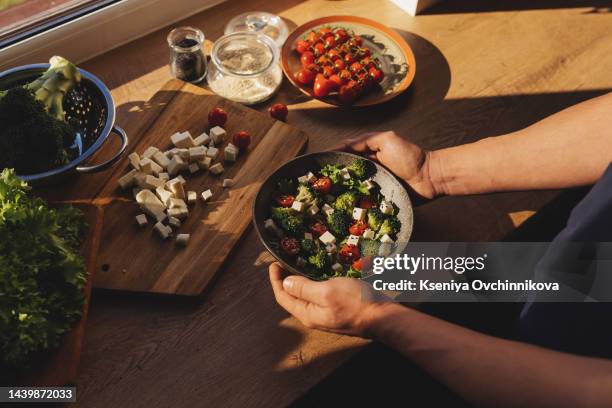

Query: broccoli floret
[295,185,318,207]
[300,238,317,255]
[327,209,351,238]
[271,207,304,235]
[308,250,330,271]
[320,164,342,184]
[359,239,381,258]
[375,217,401,240]
[367,208,385,231]
[334,191,359,212]
[346,159,368,179]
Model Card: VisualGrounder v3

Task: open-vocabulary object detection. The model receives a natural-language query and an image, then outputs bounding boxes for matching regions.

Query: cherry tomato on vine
[307,31,320,43]
[334,59,346,71]
[344,53,355,64]
[322,66,335,78]
[329,74,343,88]
[295,68,315,85]
[350,62,363,73]
[369,67,385,83]
[313,42,326,56]
[313,74,336,98]
[327,49,341,61]
[296,40,310,54]
[300,51,314,66]
[319,27,332,37]
[324,35,336,48]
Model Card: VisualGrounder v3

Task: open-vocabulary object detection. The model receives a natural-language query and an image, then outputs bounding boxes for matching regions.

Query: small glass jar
[167,26,207,83]
[207,32,282,105]
[224,11,289,48]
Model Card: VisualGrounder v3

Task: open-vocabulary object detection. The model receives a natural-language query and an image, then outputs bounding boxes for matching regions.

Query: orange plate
[281,15,416,107]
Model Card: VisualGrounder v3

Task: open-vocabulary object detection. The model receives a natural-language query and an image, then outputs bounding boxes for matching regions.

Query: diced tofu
[201,189,213,202]
[168,216,181,228]
[155,186,173,204]
[158,172,169,181]
[139,158,153,174]
[167,155,186,176]
[152,151,170,168]
[155,212,167,223]
[167,207,189,219]
[168,179,186,199]
[206,146,219,159]
[352,207,366,221]
[189,146,207,162]
[291,200,305,212]
[166,148,179,158]
[322,203,334,216]
[332,263,343,272]
[176,175,187,185]
[154,221,171,239]
[380,200,394,215]
[176,233,190,246]
[199,156,212,170]
[222,178,234,188]
[142,146,159,159]
[362,228,375,240]
[171,131,194,148]
[363,179,377,190]
[209,126,226,144]
[224,146,238,162]
[132,187,143,200]
[325,243,337,253]
[193,132,210,146]
[178,148,191,160]
[209,163,224,175]
[307,203,319,216]
[319,231,336,245]
[304,232,313,241]
[187,191,197,205]
[143,175,165,189]
[135,214,147,227]
[188,163,199,174]
[118,169,139,190]
[380,234,394,244]
[379,242,393,257]
[149,160,163,177]
[128,152,140,170]
[340,167,351,180]
[296,257,307,267]
[347,234,360,246]
[167,197,187,209]
[136,190,165,217]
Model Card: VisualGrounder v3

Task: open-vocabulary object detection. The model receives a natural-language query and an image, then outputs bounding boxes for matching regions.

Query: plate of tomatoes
[281,16,416,106]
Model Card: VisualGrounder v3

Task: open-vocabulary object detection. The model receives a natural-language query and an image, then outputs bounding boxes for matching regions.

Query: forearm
[366,303,612,407]
[427,92,612,196]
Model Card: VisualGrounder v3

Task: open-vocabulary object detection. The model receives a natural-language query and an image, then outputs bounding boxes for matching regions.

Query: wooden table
[72,0,612,406]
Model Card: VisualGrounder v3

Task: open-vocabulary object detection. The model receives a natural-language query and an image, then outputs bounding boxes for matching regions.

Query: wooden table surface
[73,0,612,406]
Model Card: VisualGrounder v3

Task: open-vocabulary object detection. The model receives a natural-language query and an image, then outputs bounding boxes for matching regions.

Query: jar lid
[212,32,278,77]
[224,11,288,48]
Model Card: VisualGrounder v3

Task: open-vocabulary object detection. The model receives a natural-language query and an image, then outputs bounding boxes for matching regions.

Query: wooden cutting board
[92,80,308,296]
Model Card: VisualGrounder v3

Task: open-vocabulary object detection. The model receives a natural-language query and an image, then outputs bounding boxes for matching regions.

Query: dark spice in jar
[170,37,206,82]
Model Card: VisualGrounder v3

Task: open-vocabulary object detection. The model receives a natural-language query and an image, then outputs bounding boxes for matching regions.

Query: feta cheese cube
[167,155,186,176]
[158,172,169,181]
[209,126,226,144]
[209,163,224,175]
[154,221,171,239]
[176,175,187,185]
[319,231,336,245]
[188,146,206,162]
[166,148,179,158]
[143,175,165,189]
[264,218,279,236]
[168,216,181,228]
[187,191,197,205]
[167,207,188,219]
[128,152,141,170]
[291,200,305,212]
[171,131,194,148]
[199,156,212,170]
[306,172,316,183]
[322,203,334,216]
[352,207,366,221]
[136,190,165,218]
[380,200,394,215]
[363,179,377,190]
[206,146,219,159]
[168,179,185,200]
[155,186,173,204]
[132,187,143,200]
[176,233,190,246]
[222,178,234,188]
[307,203,319,216]
[347,234,360,246]
[152,151,170,168]
[379,242,393,257]
[362,229,375,240]
[224,146,238,162]
[142,146,160,159]
[201,189,213,202]
[332,263,343,272]
[149,160,163,177]
[304,232,313,241]
[155,211,167,223]
[177,148,190,160]
[380,234,394,244]
[340,167,351,180]
[118,169,139,190]
[167,197,187,209]
[188,163,200,174]
[325,243,337,253]
[139,158,153,174]
[297,175,309,184]
[193,132,210,146]
[135,214,148,227]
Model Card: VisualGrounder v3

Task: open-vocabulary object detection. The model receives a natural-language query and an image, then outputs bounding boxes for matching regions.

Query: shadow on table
[422,0,611,14]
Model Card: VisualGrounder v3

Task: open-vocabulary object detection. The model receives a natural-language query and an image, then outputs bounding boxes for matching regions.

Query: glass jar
[224,11,289,48]
[207,32,282,105]
[167,26,207,83]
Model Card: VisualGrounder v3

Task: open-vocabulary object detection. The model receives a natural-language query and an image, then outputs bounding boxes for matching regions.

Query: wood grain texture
[93,80,308,295]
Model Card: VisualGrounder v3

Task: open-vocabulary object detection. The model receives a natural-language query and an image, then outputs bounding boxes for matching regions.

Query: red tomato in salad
[339,244,360,264]
[295,68,315,85]
[280,237,300,257]
[359,196,376,209]
[208,107,227,127]
[232,131,251,149]
[352,256,372,272]
[349,220,368,236]
[300,51,315,66]
[309,221,328,237]
[269,103,288,121]
[275,195,295,207]
[312,176,332,194]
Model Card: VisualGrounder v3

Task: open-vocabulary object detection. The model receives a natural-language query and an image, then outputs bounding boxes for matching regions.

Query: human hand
[269,262,383,337]
[334,131,439,199]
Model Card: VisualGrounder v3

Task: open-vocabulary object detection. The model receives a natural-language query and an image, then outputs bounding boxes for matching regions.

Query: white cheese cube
[177,148,190,160]
[154,221,171,239]
[132,187,143,200]
[296,257,307,268]
[135,214,148,227]
[264,218,279,236]
[189,146,207,162]
[167,207,188,219]
[304,232,313,241]
[319,231,336,245]
[201,189,213,202]
[222,178,234,188]
[193,132,210,146]
[168,179,185,200]
[155,212,167,223]
[352,207,366,221]
[206,146,219,159]
[297,175,309,184]
[139,158,153,174]
[209,163,224,175]
[325,243,337,253]
[379,242,393,257]
[142,146,159,159]
[158,172,169,181]
[362,228,375,240]
[209,126,226,144]
[332,263,343,272]
[199,156,212,170]
[168,216,181,228]
[363,179,377,190]
[176,233,190,246]
[188,163,200,174]
[143,175,165,189]
[380,234,395,244]
[167,155,186,176]
[166,148,179,158]
[347,234,360,246]
[291,200,305,212]
[152,151,170,168]
[340,167,351,180]
[306,172,316,183]
[307,203,319,216]
[118,169,139,190]
[380,200,394,215]
[176,175,187,185]
[167,197,187,209]
[149,160,163,177]
[136,190,165,218]
[155,186,173,204]
[224,146,238,162]
[187,191,197,205]
[171,131,194,148]
[133,172,148,189]
[322,203,334,216]
[128,152,141,170]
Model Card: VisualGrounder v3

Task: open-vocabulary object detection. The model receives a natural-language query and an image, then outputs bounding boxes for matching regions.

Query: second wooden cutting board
[92,80,308,296]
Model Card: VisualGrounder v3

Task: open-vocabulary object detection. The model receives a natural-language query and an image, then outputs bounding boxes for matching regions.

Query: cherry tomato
[369,67,384,83]
[309,221,328,237]
[294,68,315,85]
[349,220,368,236]
[317,55,331,67]
[307,31,320,43]
[319,27,332,37]
[208,107,227,127]
[334,59,346,71]
[339,244,360,264]
[335,29,349,43]
[344,53,355,64]
[327,49,341,61]
[280,237,300,257]
[324,35,336,48]
[350,62,363,73]
[305,63,322,74]
[322,65,335,78]
[352,256,372,272]
[232,131,251,149]
[360,47,371,58]
[300,51,315,66]
[312,176,332,194]
[338,84,358,104]
[296,40,310,54]
[269,103,288,121]
[354,35,363,46]
[313,42,326,56]
[313,74,335,98]
[329,74,343,88]
[338,69,352,84]
[275,195,295,207]
[361,56,375,69]
[359,196,376,209]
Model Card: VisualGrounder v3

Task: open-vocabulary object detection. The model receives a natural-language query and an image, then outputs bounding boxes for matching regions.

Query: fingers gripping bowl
[253,152,413,280]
